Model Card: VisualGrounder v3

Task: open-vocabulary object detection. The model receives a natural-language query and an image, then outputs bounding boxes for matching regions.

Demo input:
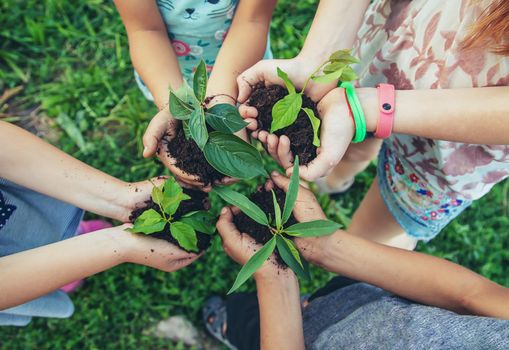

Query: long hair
[462,0,509,55]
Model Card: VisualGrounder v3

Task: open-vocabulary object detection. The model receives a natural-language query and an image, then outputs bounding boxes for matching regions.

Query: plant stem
[301,61,329,94]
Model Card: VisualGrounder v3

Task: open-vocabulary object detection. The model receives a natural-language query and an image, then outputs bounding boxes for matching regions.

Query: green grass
[1,0,508,348]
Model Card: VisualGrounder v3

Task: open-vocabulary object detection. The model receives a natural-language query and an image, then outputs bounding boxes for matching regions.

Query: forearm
[0,230,125,310]
[207,1,276,101]
[0,121,128,220]
[357,86,509,144]
[298,0,370,64]
[128,30,184,108]
[317,231,509,319]
[255,272,304,350]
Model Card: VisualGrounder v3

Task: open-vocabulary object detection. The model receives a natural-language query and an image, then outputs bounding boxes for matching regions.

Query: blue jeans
[0,178,83,326]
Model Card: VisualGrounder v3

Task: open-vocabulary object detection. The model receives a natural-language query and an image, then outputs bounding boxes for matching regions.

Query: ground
[0,1,508,349]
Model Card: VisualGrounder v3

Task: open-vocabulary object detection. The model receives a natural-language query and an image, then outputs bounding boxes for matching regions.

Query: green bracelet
[340,81,367,143]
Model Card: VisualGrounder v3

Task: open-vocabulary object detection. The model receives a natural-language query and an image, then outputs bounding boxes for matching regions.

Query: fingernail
[271,171,279,177]
[221,208,227,214]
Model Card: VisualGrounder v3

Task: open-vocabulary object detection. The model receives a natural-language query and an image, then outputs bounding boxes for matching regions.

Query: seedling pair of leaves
[271,49,360,147]
[128,178,215,252]
[214,157,341,294]
[169,60,267,180]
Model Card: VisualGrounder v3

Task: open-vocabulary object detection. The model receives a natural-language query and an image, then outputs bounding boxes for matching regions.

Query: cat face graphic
[156,0,236,21]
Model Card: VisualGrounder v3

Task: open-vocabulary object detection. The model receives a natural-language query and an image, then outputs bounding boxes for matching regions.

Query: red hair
[462,0,509,55]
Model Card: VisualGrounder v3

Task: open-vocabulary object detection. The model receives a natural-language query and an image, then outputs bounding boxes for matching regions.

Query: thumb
[216,207,241,242]
[143,112,169,158]
[270,171,292,193]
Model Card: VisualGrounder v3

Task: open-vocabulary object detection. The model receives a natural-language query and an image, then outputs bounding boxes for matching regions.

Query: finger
[168,255,200,271]
[258,130,269,144]
[264,179,274,192]
[239,105,259,119]
[270,171,291,192]
[251,130,259,139]
[245,118,258,131]
[237,65,265,103]
[216,207,242,242]
[267,134,281,164]
[296,151,338,181]
[277,135,294,169]
[143,113,170,158]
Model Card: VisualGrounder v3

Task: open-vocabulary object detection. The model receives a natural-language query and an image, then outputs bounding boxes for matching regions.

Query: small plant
[169,59,267,180]
[271,49,359,146]
[214,157,341,293]
[129,178,216,252]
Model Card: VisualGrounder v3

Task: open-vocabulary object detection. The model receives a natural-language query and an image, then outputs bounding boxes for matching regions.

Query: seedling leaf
[162,178,190,216]
[205,104,249,133]
[180,211,216,235]
[277,67,296,94]
[214,186,269,226]
[183,121,192,139]
[329,49,359,65]
[193,60,208,103]
[271,93,302,133]
[151,185,165,206]
[129,209,166,234]
[276,236,309,280]
[203,132,268,179]
[170,221,198,252]
[282,156,299,225]
[189,108,208,150]
[312,68,344,84]
[169,91,193,120]
[173,80,200,108]
[285,220,341,237]
[271,190,282,230]
[340,66,358,82]
[302,108,321,147]
[228,236,277,294]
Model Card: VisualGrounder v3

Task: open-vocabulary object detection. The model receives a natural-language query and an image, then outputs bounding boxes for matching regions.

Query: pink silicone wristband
[374,83,395,139]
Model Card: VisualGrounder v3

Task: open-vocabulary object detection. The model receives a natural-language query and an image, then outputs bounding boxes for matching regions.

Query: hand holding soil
[237,51,359,181]
[119,223,201,273]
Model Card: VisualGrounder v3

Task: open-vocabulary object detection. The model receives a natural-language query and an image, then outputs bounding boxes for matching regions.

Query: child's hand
[216,206,291,280]
[237,57,336,131]
[252,88,355,181]
[109,177,168,222]
[141,109,207,189]
[110,224,201,272]
[269,171,339,266]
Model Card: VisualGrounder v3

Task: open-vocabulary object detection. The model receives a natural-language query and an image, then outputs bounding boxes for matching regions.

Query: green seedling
[169,60,267,180]
[271,49,360,147]
[128,178,216,252]
[214,157,341,293]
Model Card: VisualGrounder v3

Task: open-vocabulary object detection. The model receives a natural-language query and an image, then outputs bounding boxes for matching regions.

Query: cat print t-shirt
[135,0,272,95]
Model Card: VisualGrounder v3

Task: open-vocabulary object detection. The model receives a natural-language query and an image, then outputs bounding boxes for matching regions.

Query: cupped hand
[114,224,201,272]
[237,57,336,131]
[216,207,292,279]
[269,171,338,266]
[253,88,355,181]
[142,108,209,190]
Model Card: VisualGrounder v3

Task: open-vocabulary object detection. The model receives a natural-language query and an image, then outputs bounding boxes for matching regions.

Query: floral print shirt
[354,0,509,222]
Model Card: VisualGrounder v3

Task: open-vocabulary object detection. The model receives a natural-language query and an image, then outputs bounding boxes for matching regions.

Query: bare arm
[217,208,305,350]
[298,0,370,64]
[271,172,509,319]
[0,225,199,310]
[207,0,276,104]
[114,0,183,108]
[354,86,509,144]
[0,121,155,222]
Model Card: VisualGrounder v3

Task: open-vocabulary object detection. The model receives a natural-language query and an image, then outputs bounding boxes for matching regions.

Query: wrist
[101,227,133,265]
[254,266,297,285]
[356,87,381,133]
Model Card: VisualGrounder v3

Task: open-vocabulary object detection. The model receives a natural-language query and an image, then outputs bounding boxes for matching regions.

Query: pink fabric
[353,0,509,223]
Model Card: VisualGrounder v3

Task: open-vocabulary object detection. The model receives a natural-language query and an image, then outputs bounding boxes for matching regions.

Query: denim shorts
[0,178,83,326]
[377,142,472,241]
